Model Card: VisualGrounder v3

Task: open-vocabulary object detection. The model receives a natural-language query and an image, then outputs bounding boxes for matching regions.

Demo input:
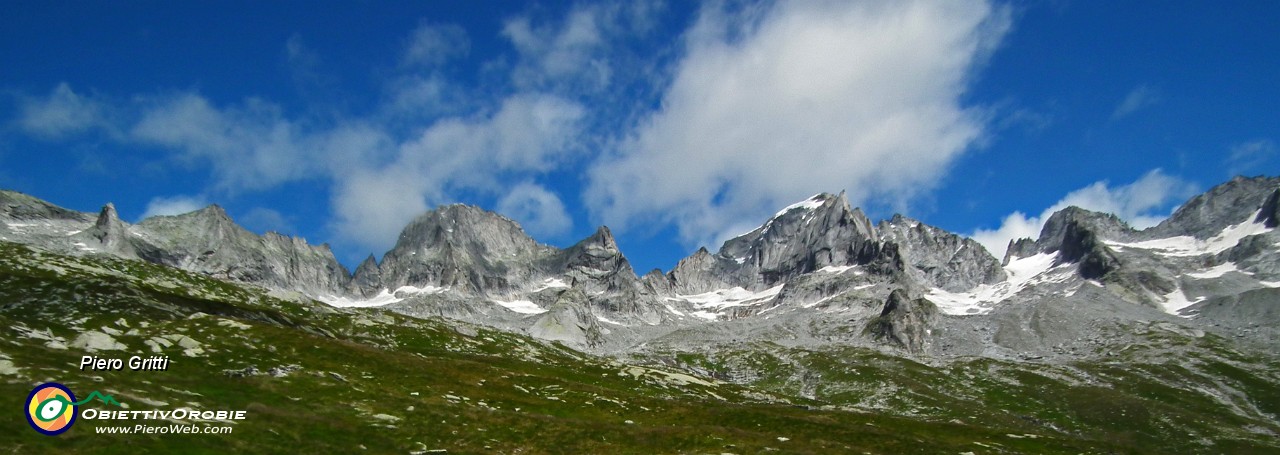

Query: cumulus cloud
[497,182,572,238]
[971,169,1199,259]
[502,2,664,93]
[587,0,1011,248]
[1111,85,1160,120]
[17,83,109,138]
[140,195,207,220]
[130,94,317,193]
[328,93,585,247]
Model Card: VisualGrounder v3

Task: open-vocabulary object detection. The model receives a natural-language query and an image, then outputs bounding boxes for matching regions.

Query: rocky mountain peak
[585,225,618,251]
[368,203,552,294]
[878,215,1007,291]
[1003,237,1038,265]
[716,191,878,284]
[95,202,120,227]
[83,202,132,253]
[1036,206,1132,254]
[1154,175,1280,239]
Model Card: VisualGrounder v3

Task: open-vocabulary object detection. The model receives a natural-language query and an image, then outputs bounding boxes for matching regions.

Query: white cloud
[328,93,585,248]
[502,2,663,92]
[971,169,1199,259]
[497,182,572,238]
[140,195,207,220]
[17,83,108,138]
[1227,139,1276,176]
[130,93,316,192]
[504,8,608,91]
[1111,85,1160,120]
[586,0,1011,248]
[403,23,469,67]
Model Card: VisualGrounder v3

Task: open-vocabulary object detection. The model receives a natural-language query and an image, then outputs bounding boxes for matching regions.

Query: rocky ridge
[2,176,1278,358]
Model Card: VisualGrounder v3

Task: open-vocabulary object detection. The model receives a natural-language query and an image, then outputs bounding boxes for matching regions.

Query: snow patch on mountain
[670,285,784,310]
[491,299,548,315]
[1187,263,1246,279]
[925,253,1062,315]
[1105,210,1272,257]
[533,278,569,292]
[774,194,828,218]
[319,285,446,308]
[816,265,859,274]
[1160,288,1205,316]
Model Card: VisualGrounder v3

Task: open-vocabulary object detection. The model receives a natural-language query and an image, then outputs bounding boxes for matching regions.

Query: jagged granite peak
[662,246,743,294]
[554,225,640,293]
[1153,175,1280,239]
[1055,219,1122,280]
[865,289,937,354]
[877,214,1007,292]
[550,225,664,325]
[370,204,556,294]
[712,192,880,287]
[1035,206,1135,255]
[78,202,137,257]
[348,254,383,297]
[1002,237,1038,265]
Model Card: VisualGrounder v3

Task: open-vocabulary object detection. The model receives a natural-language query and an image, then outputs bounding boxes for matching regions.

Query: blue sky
[1,1,1277,273]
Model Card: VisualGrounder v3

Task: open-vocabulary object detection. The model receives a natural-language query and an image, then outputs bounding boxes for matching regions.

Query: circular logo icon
[26,382,77,436]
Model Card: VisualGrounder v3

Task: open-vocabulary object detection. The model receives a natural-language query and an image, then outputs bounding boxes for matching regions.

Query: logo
[26,382,77,436]
[25,382,121,436]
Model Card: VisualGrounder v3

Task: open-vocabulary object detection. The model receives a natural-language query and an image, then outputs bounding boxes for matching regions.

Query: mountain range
[4,176,1277,356]
[3,175,1279,452]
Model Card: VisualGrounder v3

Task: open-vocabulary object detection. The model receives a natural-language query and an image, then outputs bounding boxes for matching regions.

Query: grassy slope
[1,241,1276,454]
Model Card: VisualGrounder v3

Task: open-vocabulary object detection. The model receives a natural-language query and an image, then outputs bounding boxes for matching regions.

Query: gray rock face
[1035,207,1135,255]
[78,203,141,258]
[0,190,92,223]
[528,289,606,349]
[719,192,880,287]
[136,206,351,295]
[1,195,351,296]
[878,214,1006,291]
[349,255,384,297]
[865,289,937,354]
[1152,175,1280,239]
[366,205,555,295]
[1257,188,1280,228]
[1002,237,1037,264]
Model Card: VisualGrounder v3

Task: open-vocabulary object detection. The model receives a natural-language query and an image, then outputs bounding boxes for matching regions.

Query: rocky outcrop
[866,290,937,354]
[76,203,140,258]
[878,215,1006,291]
[1002,238,1037,265]
[528,289,605,349]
